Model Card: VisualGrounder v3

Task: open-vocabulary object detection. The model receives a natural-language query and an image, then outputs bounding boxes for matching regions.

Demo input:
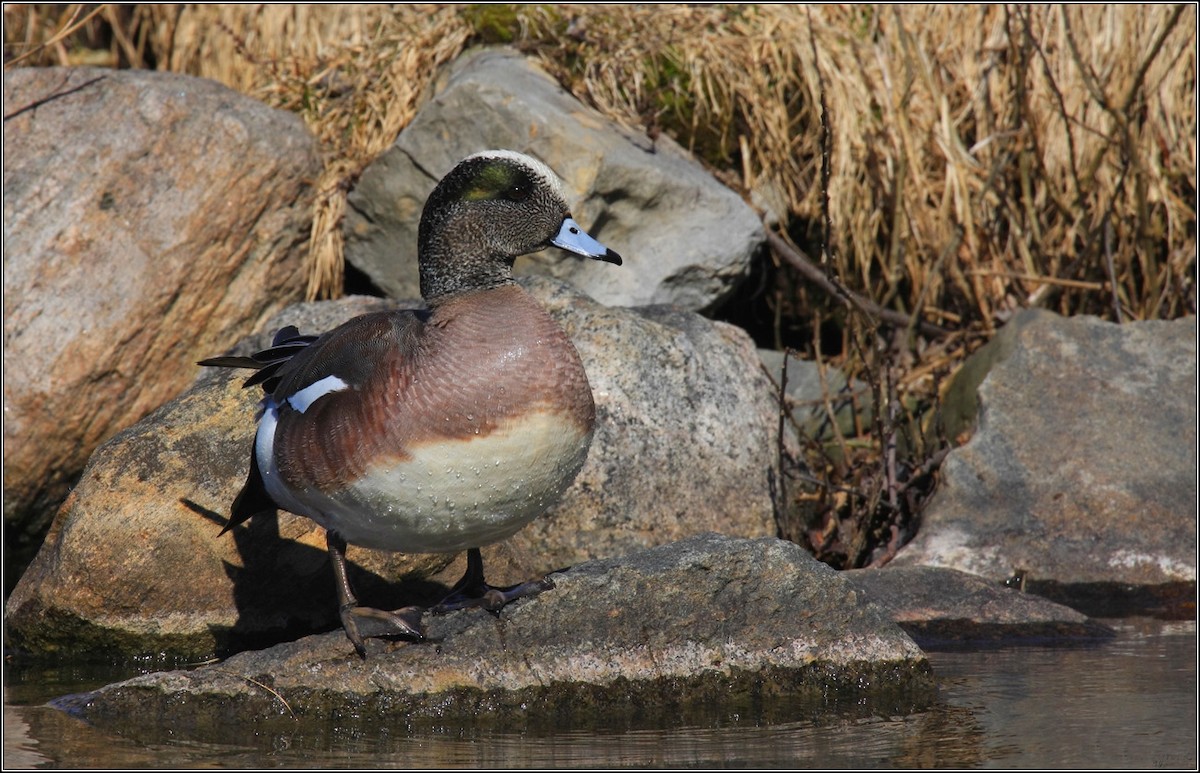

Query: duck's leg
[431,547,555,615]
[327,531,424,658]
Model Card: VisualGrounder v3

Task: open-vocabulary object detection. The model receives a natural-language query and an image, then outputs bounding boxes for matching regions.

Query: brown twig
[1017,6,1084,211]
[812,322,851,461]
[1103,218,1125,322]
[3,73,106,122]
[1060,7,1118,119]
[1117,4,1187,116]
[968,270,1105,291]
[775,346,790,536]
[883,354,899,517]
[804,6,833,271]
[214,669,297,719]
[766,229,951,338]
[896,446,951,496]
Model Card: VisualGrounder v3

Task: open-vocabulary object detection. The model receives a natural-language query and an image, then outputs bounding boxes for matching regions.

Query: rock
[510,278,789,569]
[758,349,874,443]
[6,279,791,658]
[3,296,448,659]
[55,534,933,745]
[3,66,320,579]
[894,310,1197,618]
[845,565,1114,647]
[344,48,763,311]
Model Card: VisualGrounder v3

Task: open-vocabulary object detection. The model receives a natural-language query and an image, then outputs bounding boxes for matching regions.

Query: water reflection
[926,619,1198,769]
[5,618,1195,769]
[6,701,987,768]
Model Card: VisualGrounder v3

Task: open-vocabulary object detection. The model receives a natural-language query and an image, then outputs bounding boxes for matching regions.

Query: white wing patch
[286,374,350,414]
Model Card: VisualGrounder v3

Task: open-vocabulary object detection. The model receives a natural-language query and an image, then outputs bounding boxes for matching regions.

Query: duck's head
[418,150,622,302]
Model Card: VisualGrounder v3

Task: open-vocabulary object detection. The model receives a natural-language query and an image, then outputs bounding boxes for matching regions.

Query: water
[5,618,1195,768]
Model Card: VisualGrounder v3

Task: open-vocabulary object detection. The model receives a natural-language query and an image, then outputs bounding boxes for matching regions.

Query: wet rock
[56,534,932,745]
[845,566,1114,647]
[6,280,790,658]
[345,48,763,311]
[894,310,1197,618]
[3,67,319,578]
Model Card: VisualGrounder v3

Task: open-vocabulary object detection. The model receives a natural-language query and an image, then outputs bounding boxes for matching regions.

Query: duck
[201,150,622,657]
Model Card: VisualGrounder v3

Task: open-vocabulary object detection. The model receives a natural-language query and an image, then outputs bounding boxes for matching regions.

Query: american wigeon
[202,150,621,657]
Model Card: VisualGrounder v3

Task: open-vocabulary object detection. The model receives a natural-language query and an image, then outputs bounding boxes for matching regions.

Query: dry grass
[139,5,474,300]
[6,4,1192,320]
[5,5,1195,565]
[523,5,1196,329]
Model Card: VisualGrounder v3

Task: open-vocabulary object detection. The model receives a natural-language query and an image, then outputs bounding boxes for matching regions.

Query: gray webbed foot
[339,603,425,658]
[431,547,555,615]
[327,531,425,658]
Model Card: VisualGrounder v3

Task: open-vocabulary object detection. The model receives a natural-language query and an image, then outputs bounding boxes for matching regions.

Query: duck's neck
[419,239,516,305]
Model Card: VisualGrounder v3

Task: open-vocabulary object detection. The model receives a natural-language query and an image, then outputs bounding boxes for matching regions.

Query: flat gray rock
[895,310,1196,617]
[846,565,1114,646]
[56,534,932,745]
[345,48,763,311]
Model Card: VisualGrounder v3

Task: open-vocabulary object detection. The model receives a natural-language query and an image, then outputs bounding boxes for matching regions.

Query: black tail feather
[203,325,318,534]
[220,448,278,535]
[197,355,262,369]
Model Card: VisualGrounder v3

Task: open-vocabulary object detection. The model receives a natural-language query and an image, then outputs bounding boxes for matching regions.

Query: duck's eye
[506,184,531,202]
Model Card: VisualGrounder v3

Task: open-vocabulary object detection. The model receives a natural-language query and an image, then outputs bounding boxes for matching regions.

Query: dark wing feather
[199,326,321,396]
[199,313,419,533]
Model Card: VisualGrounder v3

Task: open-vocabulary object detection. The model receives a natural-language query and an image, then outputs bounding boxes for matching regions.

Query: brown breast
[272,283,596,496]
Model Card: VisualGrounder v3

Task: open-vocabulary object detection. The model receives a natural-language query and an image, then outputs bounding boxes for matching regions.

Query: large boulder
[6,279,792,658]
[895,310,1197,617]
[3,66,320,578]
[344,48,763,311]
[55,534,932,747]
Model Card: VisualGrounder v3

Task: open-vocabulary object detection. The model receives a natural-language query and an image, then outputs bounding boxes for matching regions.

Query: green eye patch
[463,162,527,201]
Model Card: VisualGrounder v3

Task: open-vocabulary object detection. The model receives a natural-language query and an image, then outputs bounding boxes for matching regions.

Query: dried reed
[7,4,1192,323]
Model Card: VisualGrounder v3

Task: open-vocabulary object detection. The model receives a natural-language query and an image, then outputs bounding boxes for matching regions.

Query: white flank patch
[286,375,349,414]
[255,399,330,527]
